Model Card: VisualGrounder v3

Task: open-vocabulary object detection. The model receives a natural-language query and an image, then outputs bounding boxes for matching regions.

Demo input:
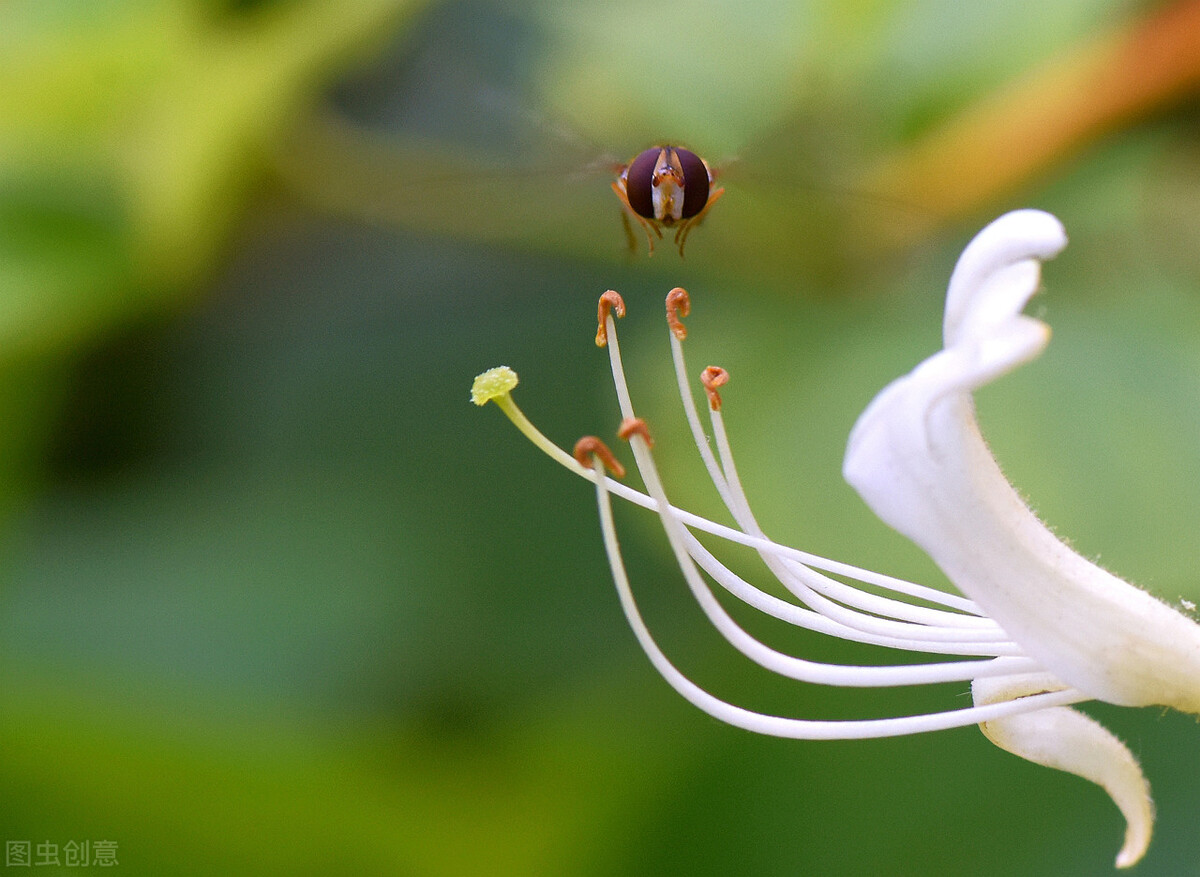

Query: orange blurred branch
[868,0,1200,232]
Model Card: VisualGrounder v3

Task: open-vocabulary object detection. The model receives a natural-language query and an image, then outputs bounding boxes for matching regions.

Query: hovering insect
[611,145,725,256]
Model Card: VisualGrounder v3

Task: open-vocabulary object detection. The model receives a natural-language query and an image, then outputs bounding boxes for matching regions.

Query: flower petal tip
[974,677,1154,870]
[471,366,519,406]
[943,209,1067,349]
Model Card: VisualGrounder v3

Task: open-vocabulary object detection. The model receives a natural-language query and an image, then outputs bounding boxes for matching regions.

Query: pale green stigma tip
[471,366,519,406]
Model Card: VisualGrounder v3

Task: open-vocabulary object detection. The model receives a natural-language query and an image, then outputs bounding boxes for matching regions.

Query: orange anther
[596,290,627,347]
[616,417,653,448]
[701,366,729,411]
[665,287,691,339]
[573,436,626,478]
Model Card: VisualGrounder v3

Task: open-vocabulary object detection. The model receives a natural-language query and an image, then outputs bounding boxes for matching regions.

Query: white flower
[471,210,1200,868]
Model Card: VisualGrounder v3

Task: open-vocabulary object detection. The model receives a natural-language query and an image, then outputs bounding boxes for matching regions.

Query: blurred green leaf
[0,0,430,358]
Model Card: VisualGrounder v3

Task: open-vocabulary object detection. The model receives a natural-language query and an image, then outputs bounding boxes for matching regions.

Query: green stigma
[471,366,519,406]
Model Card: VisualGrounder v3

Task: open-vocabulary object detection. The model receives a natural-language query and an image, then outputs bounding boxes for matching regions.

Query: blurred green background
[3,0,1200,873]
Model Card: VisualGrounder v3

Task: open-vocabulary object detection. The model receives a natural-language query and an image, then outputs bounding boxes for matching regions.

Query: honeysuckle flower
[471,209,1200,868]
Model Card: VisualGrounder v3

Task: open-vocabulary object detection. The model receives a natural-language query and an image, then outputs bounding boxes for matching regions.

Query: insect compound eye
[624,148,663,220]
[673,147,711,219]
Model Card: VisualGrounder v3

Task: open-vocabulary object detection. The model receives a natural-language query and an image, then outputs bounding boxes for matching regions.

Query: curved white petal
[973,674,1153,869]
[843,209,1200,712]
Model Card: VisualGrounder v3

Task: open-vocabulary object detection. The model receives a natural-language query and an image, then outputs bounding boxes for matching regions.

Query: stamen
[660,291,999,630]
[666,287,690,339]
[598,312,1025,679]
[596,290,626,347]
[573,436,626,479]
[700,365,729,411]
[473,366,1016,653]
[661,300,995,628]
[628,411,1029,683]
[617,417,653,447]
[684,329,998,637]
[704,397,1002,637]
[681,528,1025,656]
[472,307,1014,659]
[590,409,1088,738]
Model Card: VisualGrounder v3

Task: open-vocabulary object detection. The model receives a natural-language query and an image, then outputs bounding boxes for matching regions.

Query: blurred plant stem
[865,0,1200,242]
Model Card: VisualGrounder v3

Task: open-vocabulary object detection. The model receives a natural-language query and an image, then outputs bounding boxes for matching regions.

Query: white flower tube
[844,210,1200,713]
[843,209,1200,867]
